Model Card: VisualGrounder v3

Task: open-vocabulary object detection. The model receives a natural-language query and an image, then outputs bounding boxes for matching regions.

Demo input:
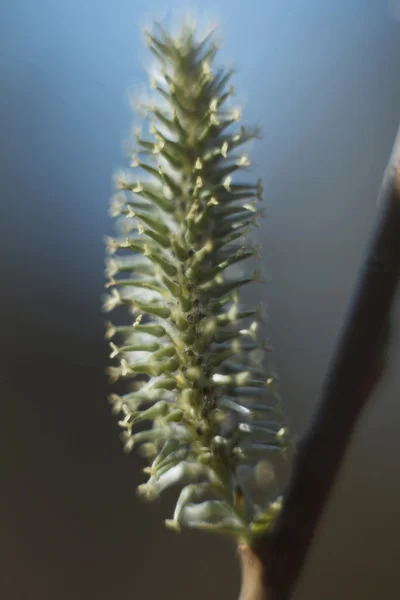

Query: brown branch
[248,126,400,600]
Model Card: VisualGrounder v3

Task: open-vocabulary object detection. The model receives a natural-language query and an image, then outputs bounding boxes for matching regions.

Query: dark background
[1,1,400,598]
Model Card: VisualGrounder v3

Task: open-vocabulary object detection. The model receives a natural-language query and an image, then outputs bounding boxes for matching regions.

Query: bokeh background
[1,1,400,598]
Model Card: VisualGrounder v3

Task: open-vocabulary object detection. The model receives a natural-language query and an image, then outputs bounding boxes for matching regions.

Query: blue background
[1,2,400,598]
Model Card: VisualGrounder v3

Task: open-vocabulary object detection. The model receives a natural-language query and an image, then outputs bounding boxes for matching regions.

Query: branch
[251,126,400,600]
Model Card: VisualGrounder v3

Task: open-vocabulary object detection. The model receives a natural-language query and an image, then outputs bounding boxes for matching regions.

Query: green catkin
[103,22,289,543]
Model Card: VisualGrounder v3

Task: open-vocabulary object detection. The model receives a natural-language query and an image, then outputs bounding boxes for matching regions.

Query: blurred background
[1,1,400,598]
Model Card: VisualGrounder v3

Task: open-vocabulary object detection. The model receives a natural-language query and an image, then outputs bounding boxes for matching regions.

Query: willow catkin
[103,22,288,542]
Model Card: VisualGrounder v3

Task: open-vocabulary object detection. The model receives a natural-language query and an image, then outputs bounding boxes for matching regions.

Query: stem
[252,125,400,599]
[238,544,269,600]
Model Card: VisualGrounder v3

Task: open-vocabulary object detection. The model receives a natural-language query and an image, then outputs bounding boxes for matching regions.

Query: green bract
[104,22,288,543]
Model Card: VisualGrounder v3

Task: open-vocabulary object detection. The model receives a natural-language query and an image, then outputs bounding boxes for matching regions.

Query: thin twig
[250,126,400,600]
